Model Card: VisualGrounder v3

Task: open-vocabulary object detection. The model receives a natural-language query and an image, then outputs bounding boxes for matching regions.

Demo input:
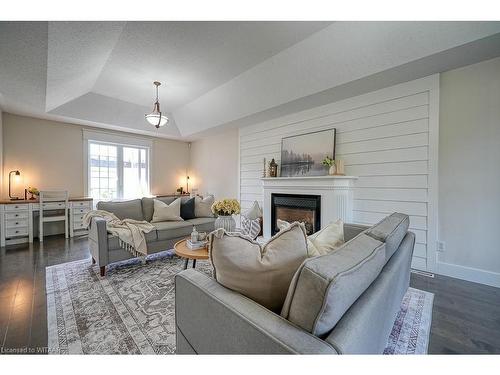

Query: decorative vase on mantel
[215,215,236,232]
[328,164,336,176]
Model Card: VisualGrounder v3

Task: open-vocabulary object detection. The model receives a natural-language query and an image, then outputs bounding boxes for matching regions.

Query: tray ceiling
[1,21,500,139]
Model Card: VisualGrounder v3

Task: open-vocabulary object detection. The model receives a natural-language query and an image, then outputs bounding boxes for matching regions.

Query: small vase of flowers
[27,186,39,200]
[212,198,241,232]
[322,156,336,175]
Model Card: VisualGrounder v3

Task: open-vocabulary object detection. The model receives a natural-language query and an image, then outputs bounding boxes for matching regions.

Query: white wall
[189,128,239,199]
[1,113,190,197]
[437,57,500,287]
[239,76,440,272]
[233,58,500,286]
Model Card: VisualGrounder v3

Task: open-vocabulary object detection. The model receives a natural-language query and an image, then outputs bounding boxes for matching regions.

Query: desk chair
[39,190,69,242]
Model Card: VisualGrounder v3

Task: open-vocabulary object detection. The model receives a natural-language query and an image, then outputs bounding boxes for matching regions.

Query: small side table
[174,238,209,270]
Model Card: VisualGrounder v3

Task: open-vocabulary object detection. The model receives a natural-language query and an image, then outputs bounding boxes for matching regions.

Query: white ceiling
[1,21,500,139]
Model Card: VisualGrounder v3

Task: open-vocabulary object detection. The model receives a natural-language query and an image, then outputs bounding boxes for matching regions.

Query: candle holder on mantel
[334,160,345,175]
[269,158,278,177]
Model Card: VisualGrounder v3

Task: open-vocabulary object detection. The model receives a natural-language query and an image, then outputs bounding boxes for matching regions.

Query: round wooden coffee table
[174,238,209,270]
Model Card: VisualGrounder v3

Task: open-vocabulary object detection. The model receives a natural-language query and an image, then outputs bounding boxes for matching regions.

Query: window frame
[83,130,153,202]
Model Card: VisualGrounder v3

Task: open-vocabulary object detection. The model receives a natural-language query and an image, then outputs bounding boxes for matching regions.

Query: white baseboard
[436,261,500,288]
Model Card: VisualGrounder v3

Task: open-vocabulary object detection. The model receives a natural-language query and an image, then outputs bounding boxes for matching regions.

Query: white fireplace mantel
[261,175,358,238]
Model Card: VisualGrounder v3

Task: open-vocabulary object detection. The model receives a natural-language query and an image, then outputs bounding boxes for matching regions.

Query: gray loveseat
[89,196,215,276]
[175,213,414,354]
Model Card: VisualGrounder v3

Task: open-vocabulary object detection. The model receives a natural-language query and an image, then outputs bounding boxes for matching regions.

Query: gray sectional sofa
[89,196,215,276]
[175,213,415,354]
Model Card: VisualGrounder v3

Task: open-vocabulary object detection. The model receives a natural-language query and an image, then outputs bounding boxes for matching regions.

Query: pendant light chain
[145,81,169,129]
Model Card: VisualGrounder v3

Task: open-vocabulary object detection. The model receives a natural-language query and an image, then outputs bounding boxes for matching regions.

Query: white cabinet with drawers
[0,198,93,246]
[69,200,92,237]
[0,203,31,246]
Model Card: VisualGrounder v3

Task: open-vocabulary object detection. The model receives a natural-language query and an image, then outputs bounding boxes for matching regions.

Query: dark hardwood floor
[411,271,500,354]
[0,235,499,354]
[0,236,90,354]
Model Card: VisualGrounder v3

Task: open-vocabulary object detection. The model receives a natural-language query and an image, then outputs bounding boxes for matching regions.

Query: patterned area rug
[46,252,433,354]
[383,287,434,354]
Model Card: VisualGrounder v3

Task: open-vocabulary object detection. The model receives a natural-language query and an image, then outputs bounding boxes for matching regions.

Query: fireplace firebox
[271,193,321,236]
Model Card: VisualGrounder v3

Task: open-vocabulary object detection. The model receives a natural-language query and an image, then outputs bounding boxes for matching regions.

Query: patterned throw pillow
[241,216,261,239]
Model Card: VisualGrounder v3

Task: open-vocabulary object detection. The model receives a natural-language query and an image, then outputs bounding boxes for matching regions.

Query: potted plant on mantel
[322,156,336,175]
[211,198,241,232]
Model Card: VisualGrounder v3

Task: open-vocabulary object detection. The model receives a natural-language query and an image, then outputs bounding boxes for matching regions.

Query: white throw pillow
[242,201,262,220]
[209,222,308,312]
[277,219,291,231]
[307,219,344,257]
[276,219,344,257]
[152,198,183,222]
[195,195,215,217]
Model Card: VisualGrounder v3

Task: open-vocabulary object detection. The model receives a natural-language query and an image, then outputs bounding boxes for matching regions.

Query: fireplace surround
[261,175,357,239]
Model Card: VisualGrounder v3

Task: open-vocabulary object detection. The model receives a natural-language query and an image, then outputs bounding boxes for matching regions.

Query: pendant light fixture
[145,81,169,128]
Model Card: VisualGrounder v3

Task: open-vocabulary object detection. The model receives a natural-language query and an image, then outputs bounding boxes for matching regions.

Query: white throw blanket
[83,210,155,257]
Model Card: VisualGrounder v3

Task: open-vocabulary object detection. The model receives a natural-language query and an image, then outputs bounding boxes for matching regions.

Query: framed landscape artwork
[280,128,336,177]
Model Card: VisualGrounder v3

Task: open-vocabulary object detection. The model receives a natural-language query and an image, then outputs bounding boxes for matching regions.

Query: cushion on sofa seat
[185,217,216,228]
[107,230,157,249]
[153,218,214,240]
[97,199,144,221]
[281,233,386,337]
[365,212,409,261]
[153,221,193,240]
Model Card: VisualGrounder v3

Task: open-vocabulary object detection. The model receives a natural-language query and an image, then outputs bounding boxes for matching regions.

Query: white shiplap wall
[239,76,439,272]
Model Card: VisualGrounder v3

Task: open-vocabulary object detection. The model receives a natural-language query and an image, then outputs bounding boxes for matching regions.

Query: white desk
[0,197,93,246]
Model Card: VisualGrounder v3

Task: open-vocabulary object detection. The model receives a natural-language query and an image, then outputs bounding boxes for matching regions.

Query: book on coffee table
[186,239,207,250]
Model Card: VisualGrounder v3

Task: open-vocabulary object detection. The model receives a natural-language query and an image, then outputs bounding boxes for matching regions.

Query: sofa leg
[100,266,106,277]
[92,257,96,264]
